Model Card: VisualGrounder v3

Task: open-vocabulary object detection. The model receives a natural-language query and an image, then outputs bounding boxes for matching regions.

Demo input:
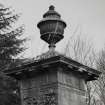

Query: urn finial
[37,5,66,51]
[49,5,55,10]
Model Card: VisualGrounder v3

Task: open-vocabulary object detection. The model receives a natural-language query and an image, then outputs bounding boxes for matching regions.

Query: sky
[0,0,105,58]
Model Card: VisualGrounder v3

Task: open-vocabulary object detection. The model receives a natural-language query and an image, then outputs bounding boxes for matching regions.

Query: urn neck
[49,43,56,52]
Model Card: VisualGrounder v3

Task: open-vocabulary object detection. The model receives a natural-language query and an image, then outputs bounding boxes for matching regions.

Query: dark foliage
[0,4,26,105]
[0,72,21,105]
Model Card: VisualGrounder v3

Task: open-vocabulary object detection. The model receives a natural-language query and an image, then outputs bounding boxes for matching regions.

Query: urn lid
[43,5,61,18]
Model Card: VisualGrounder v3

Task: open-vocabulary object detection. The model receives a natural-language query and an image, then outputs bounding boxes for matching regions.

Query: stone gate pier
[5,5,100,105]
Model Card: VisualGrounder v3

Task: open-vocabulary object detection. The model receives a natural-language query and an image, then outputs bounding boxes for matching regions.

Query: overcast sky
[0,0,105,58]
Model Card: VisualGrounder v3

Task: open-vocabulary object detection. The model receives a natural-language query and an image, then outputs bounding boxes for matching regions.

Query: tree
[0,4,26,105]
[63,32,97,105]
[0,5,26,70]
[95,48,105,105]
[64,33,96,67]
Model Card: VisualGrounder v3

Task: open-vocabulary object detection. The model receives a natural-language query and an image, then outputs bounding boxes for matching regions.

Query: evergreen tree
[0,5,26,70]
[0,4,26,105]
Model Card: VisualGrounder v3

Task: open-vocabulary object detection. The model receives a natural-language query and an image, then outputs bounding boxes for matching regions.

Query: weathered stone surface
[57,69,86,105]
[20,70,58,105]
[5,54,100,105]
[19,66,87,105]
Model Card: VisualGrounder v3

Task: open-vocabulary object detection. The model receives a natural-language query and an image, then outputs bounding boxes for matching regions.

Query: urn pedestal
[5,55,100,105]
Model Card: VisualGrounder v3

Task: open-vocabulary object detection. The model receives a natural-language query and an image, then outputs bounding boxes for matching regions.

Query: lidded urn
[37,5,66,49]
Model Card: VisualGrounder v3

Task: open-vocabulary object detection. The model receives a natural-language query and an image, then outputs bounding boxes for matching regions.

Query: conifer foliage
[0,4,25,70]
[0,6,25,70]
[0,4,26,105]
